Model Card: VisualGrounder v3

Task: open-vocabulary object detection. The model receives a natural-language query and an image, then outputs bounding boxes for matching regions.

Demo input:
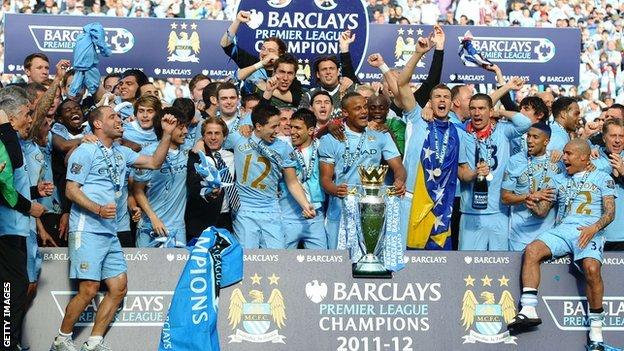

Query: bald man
[508,139,615,351]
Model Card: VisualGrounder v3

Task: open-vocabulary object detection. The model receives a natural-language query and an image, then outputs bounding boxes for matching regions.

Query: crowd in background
[0,0,622,119]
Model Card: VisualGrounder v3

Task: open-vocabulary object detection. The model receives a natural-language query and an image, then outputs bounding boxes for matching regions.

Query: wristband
[379,64,390,74]
[97,205,102,217]
[254,61,264,70]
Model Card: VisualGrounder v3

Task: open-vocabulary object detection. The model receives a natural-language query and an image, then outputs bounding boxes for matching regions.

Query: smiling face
[368,95,390,123]
[60,100,84,132]
[94,106,124,140]
[279,109,293,136]
[202,122,225,151]
[343,95,369,132]
[171,121,188,146]
[119,76,139,101]
[289,118,313,148]
[217,88,239,117]
[603,123,624,155]
[255,115,281,144]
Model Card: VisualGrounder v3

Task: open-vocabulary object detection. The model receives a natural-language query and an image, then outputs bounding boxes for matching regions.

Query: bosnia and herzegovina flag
[407,120,459,250]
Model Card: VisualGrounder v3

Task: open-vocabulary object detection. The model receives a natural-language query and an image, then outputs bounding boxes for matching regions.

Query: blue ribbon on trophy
[337,165,404,278]
[193,150,233,197]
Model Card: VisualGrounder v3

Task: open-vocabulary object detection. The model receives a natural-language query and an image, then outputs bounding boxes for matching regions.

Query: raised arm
[220,10,249,48]
[132,114,175,169]
[32,60,70,132]
[413,25,445,108]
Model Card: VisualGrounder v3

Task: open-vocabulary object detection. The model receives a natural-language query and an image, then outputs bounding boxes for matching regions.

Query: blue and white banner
[4,14,580,84]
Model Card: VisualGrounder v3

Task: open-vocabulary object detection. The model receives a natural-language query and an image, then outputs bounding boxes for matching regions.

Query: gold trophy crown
[358,165,389,186]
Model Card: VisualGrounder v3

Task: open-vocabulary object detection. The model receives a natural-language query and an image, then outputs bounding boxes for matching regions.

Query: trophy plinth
[352,166,392,279]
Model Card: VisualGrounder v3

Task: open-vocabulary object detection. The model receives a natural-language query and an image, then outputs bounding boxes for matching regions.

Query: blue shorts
[68,231,127,281]
[508,238,529,252]
[135,222,186,248]
[325,218,340,249]
[459,212,510,251]
[26,230,42,283]
[283,217,327,249]
[537,224,605,263]
[234,210,285,249]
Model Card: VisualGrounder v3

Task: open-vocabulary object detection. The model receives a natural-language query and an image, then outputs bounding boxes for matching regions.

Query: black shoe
[507,313,542,330]
[586,341,605,351]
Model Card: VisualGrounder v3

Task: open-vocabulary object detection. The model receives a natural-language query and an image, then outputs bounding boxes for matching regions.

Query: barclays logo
[28,25,134,54]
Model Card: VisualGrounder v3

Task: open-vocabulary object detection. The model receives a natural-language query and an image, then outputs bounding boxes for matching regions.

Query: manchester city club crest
[227,273,286,344]
[394,27,426,68]
[296,59,311,85]
[167,22,200,63]
[460,274,518,345]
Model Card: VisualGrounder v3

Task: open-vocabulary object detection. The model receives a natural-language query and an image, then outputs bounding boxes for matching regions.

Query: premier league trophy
[353,165,392,279]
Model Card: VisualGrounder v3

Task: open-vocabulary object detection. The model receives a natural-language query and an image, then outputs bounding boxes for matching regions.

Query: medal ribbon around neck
[559,171,591,223]
[343,125,367,174]
[431,122,450,177]
[295,139,319,183]
[97,141,122,194]
[527,153,550,192]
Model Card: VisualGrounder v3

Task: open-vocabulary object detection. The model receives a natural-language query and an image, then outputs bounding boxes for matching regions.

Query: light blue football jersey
[502,152,562,246]
[134,143,189,232]
[592,149,623,242]
[224,131,296,212]
[318,126,400,221]
[459,113,532,214]
[66,142,139,235]
[551,169,616,227]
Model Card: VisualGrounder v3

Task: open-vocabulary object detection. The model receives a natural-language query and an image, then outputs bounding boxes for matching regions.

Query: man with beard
[502,123,562,251]
[51,106,176,351]
[280,109,326,249]
[592,119,624,250]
